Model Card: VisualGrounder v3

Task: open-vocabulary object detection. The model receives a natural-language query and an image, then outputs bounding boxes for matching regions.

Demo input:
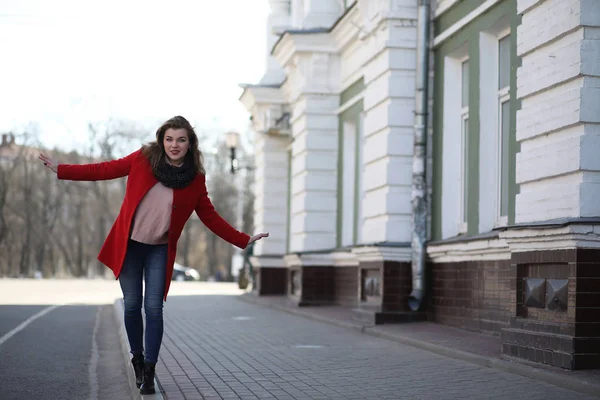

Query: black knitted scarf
[153,157,197,189]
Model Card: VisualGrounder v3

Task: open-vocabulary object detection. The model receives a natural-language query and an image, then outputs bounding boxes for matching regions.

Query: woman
[38,116,268,395]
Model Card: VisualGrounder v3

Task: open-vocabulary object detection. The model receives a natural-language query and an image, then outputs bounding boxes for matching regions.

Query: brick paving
[156,295,597,400]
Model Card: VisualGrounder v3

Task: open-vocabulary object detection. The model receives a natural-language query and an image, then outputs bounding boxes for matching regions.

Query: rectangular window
[341,121,357,247]
[338,98,363,247]
[461,60,469,108]
[499,100,510,217]
[478,28,512,232]
[286,149,292,252]
[354,112,365,244]
[497,34,510,222]
[441,45,469,239]
[460,59,469,231]
[461,116,469,226]
[498,35,511,90]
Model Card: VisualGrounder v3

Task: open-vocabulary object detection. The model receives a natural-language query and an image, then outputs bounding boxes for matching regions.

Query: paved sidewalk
[155,294,599,400]
[240,294,600,396]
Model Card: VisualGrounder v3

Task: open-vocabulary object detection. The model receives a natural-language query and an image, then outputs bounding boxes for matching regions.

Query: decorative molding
[250,255,287,268]
[239,86,286,115]
[272,33,341,103]
[239,86,290,135]
[352,245,411,263]
[355,0,417,41]
[500,224,600,251]
[330,3,361,52]
[273,31,337,71]
[284,253,334,268]
[357,0,378,40]
[427,237,511,262]
[331,251,359,267]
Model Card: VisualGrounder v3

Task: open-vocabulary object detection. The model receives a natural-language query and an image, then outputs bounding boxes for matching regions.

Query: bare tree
[0,121,244,281]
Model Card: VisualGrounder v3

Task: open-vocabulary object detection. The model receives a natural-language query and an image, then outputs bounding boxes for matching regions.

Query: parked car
[172,263,200,281]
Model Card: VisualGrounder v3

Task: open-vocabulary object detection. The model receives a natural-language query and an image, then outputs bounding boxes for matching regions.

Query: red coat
[57,149,250,300]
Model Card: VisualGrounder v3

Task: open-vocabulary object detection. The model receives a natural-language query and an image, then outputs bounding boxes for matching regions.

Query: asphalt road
[0,283,131,400]
[0,278,245,400]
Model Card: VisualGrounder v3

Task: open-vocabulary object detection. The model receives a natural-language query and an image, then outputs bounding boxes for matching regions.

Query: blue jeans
[119,239,168,363]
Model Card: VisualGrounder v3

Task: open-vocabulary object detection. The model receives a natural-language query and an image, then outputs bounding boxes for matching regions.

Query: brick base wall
[334,266,359,306]
[381,261,412,312]
[255,267,287,296]
[296,266,335,306]
[429,259,512,335]
[501,248,600,370]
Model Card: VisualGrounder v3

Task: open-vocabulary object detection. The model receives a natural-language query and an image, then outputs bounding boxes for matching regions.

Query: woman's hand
[39,153,58,174]
[247,232,269,246]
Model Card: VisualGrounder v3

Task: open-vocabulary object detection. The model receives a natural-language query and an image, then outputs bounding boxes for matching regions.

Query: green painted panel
[431,0,519,240]
[286,150,292,252]
[466,38,480,236]
[432,42,445,241]
[508,12,522,225]
[337,118,344,248]
[340,78,365,106]
[353,109,363,245]
[435,0,486,37]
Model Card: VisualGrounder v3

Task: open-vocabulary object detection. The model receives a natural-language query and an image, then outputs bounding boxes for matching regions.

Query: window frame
[441,43,470,240]
[495,29,511,227]
[459,56,470,234]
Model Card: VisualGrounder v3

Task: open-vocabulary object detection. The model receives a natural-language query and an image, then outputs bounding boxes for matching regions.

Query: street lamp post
[225,131,240,175]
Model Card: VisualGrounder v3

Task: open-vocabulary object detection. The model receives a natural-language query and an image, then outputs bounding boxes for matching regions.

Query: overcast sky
[0,0,269,153]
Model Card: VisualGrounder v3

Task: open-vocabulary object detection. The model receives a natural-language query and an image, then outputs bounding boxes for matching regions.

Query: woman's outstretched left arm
[195,175,268,249]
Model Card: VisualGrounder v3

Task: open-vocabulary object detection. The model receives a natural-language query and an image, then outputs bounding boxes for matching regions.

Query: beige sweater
[130,182,173,245]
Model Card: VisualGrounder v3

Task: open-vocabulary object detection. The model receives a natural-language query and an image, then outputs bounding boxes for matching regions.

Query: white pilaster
[358,0,418,244]
[239,86,290,257]
[253,133,290,255]
[515,0,600,223]
[262,0,291,85]
[274,32,341,252]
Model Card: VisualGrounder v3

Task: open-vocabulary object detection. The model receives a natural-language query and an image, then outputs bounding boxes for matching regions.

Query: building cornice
[250,255,286,268]
[352,245,412,263]
[239,85,286,112]
[427,237,511,263]
[500,224,600,252]
[272,31,337,70]
[330,3,361,52]
[284,253,334,268]
[239,85,290,135]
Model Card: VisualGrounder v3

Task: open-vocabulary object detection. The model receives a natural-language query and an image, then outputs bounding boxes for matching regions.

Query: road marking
[88,306,101,400]
[0,304,61,347]
[232,316,254,320]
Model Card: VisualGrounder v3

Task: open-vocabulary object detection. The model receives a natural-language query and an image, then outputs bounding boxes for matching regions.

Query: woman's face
[163,128,190,166]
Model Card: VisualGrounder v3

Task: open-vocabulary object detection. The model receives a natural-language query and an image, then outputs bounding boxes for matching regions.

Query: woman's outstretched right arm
[39,149,140,181]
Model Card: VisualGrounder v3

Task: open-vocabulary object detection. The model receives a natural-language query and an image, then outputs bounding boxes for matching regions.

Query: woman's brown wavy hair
[142,115,205,175]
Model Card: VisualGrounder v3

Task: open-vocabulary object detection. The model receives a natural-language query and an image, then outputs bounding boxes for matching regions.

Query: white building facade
[241,0,419,317]
[240,0,600,370]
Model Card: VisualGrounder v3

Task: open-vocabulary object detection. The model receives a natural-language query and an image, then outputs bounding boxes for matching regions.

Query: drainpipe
[408,0,431,312]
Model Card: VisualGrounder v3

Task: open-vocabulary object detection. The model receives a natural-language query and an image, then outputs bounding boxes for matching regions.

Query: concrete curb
[113,299,164,400]
[238,294,600,398]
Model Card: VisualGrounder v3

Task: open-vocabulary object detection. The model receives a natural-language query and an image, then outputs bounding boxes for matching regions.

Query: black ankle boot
[140,361,156,395]
[131,353,145,389]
